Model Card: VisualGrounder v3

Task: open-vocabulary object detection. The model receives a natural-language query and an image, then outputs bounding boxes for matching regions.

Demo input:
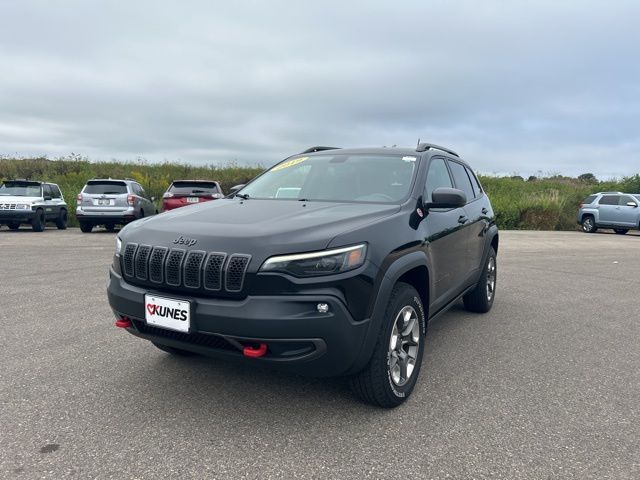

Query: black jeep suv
[108,144,498,407]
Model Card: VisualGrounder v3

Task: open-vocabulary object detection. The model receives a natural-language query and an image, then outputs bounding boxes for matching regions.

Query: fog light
[317,303,329,313]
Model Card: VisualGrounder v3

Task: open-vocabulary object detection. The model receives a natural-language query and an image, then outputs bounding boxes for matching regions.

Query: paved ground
[0,228,638,479]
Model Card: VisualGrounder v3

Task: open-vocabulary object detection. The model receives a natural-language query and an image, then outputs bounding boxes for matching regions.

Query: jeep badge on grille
[173,236,197,247]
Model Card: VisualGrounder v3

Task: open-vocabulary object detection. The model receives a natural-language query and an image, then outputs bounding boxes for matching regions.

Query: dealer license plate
[144,294,190,333]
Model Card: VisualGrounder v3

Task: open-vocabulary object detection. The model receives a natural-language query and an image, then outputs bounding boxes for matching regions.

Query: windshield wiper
[235,193,250,199]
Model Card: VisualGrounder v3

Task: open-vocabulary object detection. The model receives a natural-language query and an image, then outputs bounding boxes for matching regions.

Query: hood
[121,198,400,263]
[0,195,41,204]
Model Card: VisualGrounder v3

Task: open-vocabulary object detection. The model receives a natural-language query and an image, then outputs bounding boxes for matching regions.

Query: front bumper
[0,210,35,223]
[107,268,371,376]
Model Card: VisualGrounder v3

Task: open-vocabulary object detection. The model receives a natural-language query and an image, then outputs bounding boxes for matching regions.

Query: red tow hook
[243,343,268,358]
[115,317,133,328]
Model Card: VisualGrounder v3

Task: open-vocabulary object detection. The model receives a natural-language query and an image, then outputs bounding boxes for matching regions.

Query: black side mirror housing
[426,187,467,209]
[230,184,245,195]
[43,196,52,201]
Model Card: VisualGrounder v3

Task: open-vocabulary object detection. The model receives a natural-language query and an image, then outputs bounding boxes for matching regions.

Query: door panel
[616,196,639,226]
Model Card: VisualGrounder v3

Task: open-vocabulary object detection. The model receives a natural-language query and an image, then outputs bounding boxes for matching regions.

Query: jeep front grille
[121,244,251,295]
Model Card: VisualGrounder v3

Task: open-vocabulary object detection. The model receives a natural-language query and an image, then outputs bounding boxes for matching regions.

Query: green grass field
[1,156,639,230]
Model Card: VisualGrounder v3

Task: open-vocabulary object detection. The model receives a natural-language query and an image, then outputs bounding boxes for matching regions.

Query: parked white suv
[0,180,68,231]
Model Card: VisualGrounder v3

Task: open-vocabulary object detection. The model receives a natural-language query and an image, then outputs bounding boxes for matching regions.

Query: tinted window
[84,181,128,195]
[447,160,475,203]
[619,195,637,206]
[424,158,453,201]
[582,195,597,205]
[51,185,62,198]
[465,166,482,197]
[169,181,220,195]
[598,195,618,205]
[42,184,53,198]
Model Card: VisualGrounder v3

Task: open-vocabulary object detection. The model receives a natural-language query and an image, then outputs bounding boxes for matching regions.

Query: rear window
[582,195,597,205]
[84,181,128,195]
[169,181,219,194]
[598,195,618,206]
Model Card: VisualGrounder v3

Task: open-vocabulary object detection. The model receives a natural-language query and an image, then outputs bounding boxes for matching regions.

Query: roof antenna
[416,138,421,149]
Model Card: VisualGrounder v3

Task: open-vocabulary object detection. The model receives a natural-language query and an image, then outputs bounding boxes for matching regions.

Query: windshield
[0,182,42,197]
[239,154,418,203]
[84,181,128,195]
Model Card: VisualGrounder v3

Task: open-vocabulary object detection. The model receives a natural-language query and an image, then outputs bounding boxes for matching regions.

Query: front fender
[348,250,430,375]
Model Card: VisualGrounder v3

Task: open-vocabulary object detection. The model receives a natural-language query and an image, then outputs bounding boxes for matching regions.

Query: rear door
[597,195,620,224]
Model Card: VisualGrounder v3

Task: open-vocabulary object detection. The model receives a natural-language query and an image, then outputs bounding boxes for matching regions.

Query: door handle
[458,215,468,224]
[481,207,488,214]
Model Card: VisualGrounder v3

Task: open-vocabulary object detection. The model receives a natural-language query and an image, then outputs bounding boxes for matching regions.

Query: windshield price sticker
[272,156,308,172]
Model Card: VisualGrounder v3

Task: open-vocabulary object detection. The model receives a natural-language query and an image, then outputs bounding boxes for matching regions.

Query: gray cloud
[1,0,639,177]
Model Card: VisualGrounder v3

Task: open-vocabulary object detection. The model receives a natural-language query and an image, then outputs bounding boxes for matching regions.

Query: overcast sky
[0,0,638,177]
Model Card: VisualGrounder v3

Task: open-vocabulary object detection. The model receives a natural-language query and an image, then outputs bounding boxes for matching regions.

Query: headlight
[115,237,122,256]
[16,204,30,210]
[260,244,367,277]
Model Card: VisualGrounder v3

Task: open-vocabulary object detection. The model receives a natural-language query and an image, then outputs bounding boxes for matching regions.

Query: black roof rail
[300,146,340,154]
[416,143,459,157]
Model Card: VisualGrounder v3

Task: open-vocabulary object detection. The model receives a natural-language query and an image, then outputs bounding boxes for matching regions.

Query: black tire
[614,228,628,235]
[581,215,597,233]
[463,247,497,313]
[105,223,116,232]
[55,209,68,230]
[8,221,20,230]
[152,342,195,356]
[350,282,426,408]
[32,209,45,232]
[79,221,93,233]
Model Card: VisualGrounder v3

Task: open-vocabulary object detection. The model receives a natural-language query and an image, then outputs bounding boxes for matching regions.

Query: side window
[465,166,482,197]
[42,184,53,198]
[447,160,475,203]
[619,195,637,206]
[51,185,62,199]
[598,195,618,205]
[424,158,453,201]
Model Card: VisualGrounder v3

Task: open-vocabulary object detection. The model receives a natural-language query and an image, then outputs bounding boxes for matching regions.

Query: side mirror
[627,201,638,207]
[44,196,52,201]
[230,184,245,195]
[426,187,467,209]
[150,196,156,202]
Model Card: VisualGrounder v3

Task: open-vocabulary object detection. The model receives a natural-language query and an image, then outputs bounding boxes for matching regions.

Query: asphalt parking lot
[0,228,638,479]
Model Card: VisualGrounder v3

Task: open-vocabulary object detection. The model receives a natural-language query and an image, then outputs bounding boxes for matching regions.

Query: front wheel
[463,247,497,313]
[32,209,45,232]
[350,282,426,408]
[614,228,628,235]
[581,216,597,233]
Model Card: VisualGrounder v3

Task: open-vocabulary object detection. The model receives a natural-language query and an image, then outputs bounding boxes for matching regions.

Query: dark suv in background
[108,144,499,407]
[76,178,157,232]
